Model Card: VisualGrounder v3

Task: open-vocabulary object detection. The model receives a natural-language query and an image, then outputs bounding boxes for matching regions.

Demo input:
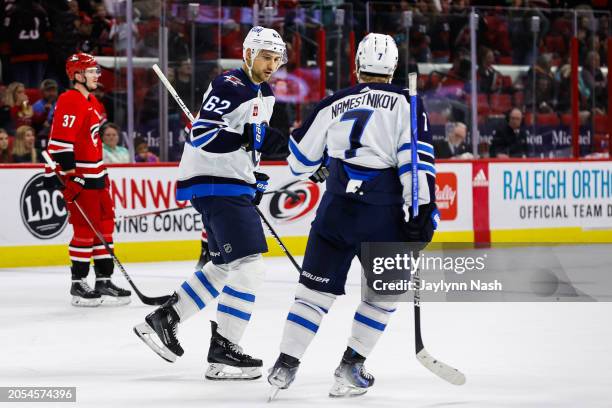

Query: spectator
[89,2,114,55]
[32,79,58,130]
[433,122,473,159]
[174,58,204,113]
[11,125,41,163]
[134,137,159,163]
[477,47,501,94]
[581,51,607,114]
[108,5,140,54]
[524,55,555,113]
[0,128,12,163]
[490,108,528,158]
[2,0,50,87]
[0,86,11,130]
[46,1,80,88]
[5,82,34,131]
[102,122,130,164]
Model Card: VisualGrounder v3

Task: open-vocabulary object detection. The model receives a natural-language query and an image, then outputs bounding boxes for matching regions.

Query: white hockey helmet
[243,26,288,68]
[355,33,398,79]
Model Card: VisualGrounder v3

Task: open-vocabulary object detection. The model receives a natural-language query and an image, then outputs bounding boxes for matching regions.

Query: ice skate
[70,279,103,307]
[205,321,262,380]
[329,347,375,398]
[134,292,184,363]
[267,353,300,402]
[95,278,131,306]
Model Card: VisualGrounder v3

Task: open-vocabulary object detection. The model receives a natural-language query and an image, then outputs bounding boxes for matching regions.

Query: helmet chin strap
[74,71,96,93]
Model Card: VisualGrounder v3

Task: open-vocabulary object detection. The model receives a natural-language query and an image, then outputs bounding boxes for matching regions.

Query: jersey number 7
[341,109,373,159]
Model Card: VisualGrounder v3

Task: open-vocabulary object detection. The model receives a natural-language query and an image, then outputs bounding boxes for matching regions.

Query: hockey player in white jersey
[134,26,287,380]
[267,33,440,398]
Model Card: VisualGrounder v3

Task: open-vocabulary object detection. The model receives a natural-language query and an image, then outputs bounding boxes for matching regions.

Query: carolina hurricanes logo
[269,180,320,223]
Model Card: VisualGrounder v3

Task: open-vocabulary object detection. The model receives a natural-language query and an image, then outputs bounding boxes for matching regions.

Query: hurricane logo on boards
[20,173,68,239]
[269,180,320,223]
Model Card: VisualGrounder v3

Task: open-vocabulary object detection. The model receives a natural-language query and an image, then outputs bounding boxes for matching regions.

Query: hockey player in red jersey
[47,53,131,307]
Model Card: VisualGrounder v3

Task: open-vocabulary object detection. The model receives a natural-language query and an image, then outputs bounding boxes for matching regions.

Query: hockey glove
[63,176,85,203]
[403,202,440,245]
[243,123,267,152]
[308,151,330,183]
[252,172,269,205]
[309,164,329,183]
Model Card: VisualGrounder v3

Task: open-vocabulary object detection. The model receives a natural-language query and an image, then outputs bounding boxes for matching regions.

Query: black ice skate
[205,320,262,381]
[133,292,184,363]
[95,278,131,306]
[70,279,103,307]
[267,353,300,401]
[329,347,375,398]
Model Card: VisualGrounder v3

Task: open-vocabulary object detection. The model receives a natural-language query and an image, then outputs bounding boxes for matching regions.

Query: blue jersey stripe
[195,271,220,298]
[192,129,220,147]
[354,312,386,331]
[181,282,205,310]
[217,304,251,321]
[176,183,256,200]
[288,137,322,167]
[287,312,319,333]
[222,286,256,302]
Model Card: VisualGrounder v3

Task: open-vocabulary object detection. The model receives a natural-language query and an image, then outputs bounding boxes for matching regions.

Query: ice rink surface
[1,255,611,408]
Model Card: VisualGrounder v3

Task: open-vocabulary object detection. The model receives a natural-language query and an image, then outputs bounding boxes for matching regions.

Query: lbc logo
[20,173,68,239]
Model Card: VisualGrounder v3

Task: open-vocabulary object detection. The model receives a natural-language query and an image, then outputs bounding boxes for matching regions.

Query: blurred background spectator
[11,125,41,163]
[102,122,130,164]
[134,137,159,163]
[434,122,473,159]
[32,79,58,143]
[5,82,34,132]
[581,50,608,114]
[0,128,11,163]
[525,55,555,113]
[2,0,50,88]
[490,108,528,159]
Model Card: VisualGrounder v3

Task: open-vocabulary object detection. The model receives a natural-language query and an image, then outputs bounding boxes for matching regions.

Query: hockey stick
[254,206,302,274]
[119,190,300,220]
[153,64,304,275]
[153,64,195,122]
[42,151,172,306]
[408,73,465,385]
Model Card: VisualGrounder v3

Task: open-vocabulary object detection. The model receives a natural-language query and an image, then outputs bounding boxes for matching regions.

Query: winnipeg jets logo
[224,75,244,87]
[253,104,258,117]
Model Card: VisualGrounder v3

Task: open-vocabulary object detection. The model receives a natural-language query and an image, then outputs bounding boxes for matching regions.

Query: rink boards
[0,159,611,267]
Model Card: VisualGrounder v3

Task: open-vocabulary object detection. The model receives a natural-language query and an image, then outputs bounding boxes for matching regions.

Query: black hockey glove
[309,163,329,183]
[252,172,269,205]
[403,202,440,247]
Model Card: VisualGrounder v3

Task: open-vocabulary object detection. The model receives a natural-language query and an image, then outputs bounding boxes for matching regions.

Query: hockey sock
[216,254,265,344]
[347,301,397,358]
[69,224,93,268]
[93,258,113,278]
[173,261,229,321]
[280,283,336,360]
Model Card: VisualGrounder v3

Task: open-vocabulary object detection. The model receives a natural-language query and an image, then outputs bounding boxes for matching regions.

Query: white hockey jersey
[287,83,435,207]
[176,68,275,200]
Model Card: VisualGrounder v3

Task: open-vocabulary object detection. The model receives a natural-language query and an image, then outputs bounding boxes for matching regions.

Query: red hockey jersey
[47,90,108,189]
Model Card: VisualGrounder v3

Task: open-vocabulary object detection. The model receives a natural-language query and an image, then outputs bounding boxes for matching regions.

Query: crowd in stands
[0,0,609,163]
